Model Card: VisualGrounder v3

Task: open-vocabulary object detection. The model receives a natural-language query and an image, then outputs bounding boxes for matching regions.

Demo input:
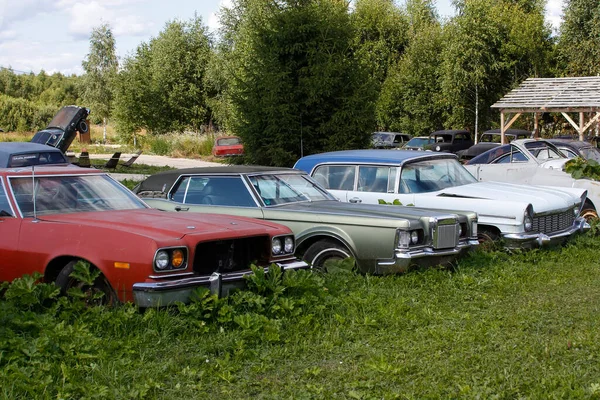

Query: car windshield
[399,158,477,193]
[580,147,600,162]
[372,133,393,144]
[47,107,81,130]
[248,173,334,206]
[10,174,147,217]
[217,137,241,146]
[404,137,432,147]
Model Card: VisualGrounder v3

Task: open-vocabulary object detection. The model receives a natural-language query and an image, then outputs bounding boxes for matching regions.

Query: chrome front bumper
[502,217,589,249]
[132,260,310,307]
[375,238,478,274]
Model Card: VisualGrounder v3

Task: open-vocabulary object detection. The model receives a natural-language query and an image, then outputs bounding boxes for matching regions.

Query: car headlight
[272,237,282,255]
[155,250,169,270]
[284,236,294,253]
[574,205,580,217]
[410,231,419,244]
[398,231,411,249]
[153,247,188,272]
[524,213,533,232]
[435,145,441,151]
[457,224,463,237]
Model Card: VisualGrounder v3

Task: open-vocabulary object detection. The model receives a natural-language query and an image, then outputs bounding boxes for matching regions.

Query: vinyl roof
[492,76,600,112]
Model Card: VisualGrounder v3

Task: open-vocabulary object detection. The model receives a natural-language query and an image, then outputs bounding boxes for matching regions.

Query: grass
[2,234,600,398]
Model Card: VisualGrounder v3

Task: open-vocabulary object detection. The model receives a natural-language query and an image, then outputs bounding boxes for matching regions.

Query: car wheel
[77,120,89,133]
[580,204,598,222]
[55,260,117,306]
[477,228,500,250]
[303,240,351,270]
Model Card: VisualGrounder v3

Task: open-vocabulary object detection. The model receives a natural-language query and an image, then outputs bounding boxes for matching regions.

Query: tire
[77,120,89,134]
[477,228,500,250]
[55,260,117,306]
[302,240,352,270]
[580,202,598,222]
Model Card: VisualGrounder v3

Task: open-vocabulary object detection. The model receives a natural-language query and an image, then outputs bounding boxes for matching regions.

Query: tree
[556,0,600,76]
[440,0,552,134]
[377,22,446,135]
[81,24,118,142]
[376,0,444,134]
[221,0,377,166]
[113,17,212,138]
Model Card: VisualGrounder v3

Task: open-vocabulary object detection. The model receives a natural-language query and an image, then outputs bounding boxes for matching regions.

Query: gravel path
[90,153,223,182]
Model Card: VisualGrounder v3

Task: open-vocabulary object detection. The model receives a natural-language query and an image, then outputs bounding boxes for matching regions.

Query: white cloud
[207,0,232,33]
[0,29,17,41]
[0,39,84,74]
[61,1,153,39]
[546,0,564,32]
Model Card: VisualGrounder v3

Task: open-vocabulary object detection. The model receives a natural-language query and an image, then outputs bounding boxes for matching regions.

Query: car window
[399,158,477,193]
[312,165,355,190]
[393,135,404,144]
[8,151,67,167]
[494,151,527,163]
[175,176,256,207]
[0,181,14,217]
[525,142,563,160]
[559,148,578,159]
[248,175,308,206]
[277,174,334,201]
[358,166,396,193]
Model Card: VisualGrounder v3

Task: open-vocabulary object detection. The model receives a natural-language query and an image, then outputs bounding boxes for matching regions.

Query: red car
[0,165,307,307]
[212,136,244,156]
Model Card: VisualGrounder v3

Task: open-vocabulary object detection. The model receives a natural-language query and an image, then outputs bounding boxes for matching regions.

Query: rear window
[8,152,67,167]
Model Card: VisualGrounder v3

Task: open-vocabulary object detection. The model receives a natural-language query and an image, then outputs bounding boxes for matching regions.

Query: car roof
[0,164,100,176]
[430,129,469,135]
[135,165,300,193]
[546,139,592,149]
[294,149,456,170]
[482,128,531,136]
[0,142,66,167]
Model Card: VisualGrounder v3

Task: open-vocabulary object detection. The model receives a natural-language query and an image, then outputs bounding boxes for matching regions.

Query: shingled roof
[492,76,600,113]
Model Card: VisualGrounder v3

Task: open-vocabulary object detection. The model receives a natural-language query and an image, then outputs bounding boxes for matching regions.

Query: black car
[31,106,90,153]
[547,139,600,162]
[371,132,411,149]
[0,142,68,168]
[457,129,532,161]
[425,130,474,154]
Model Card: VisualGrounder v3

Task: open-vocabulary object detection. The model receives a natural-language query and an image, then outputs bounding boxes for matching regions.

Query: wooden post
[579,112,585,141]
[533,113,539,139]
[501,112,506,144]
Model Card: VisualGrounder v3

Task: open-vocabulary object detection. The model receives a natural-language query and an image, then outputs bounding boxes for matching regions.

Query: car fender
[572,179,600,210]
[294,225,357,258]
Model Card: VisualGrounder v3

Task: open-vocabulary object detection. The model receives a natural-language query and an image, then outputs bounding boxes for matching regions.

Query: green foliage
[223,0,377,166]
[113,17,212,136]
[378,198,414,206]
[0,68,82,108]
[149,135,172,155]
[556,0,600,76]
[0,94,56,132]
[81,23,118,122]
[564,157,600,180]
[440,0,552,132]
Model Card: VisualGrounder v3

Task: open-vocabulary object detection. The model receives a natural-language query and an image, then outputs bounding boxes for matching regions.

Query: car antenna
[32,165,38,221]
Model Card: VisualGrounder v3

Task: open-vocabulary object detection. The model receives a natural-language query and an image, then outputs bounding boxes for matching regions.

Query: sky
[0,0,565,76]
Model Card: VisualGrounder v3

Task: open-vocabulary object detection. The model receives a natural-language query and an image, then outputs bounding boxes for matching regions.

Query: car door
[345,165,407,205]
[167,175,264,219]
[0,179,23,281]
[311,164,356,202]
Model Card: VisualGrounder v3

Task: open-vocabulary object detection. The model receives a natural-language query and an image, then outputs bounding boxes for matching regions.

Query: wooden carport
[491,76,600,144]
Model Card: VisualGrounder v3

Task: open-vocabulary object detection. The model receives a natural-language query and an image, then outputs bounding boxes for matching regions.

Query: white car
[465,138,600,220]
[294,149,590,248]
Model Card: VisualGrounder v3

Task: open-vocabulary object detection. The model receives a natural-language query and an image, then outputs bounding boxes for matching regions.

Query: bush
[0,94,55,132]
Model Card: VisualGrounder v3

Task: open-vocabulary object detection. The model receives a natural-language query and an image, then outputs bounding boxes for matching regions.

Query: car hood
[433,182,581,213]
[272,200,460,228]
[38,209,283,241]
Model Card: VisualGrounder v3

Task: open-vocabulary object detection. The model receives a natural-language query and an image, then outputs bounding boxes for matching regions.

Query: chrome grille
[532,210,575,234]
[433,220,459,249]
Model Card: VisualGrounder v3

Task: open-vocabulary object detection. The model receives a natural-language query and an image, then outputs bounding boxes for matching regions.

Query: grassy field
[2,233,600,399]
[1,125,220,159]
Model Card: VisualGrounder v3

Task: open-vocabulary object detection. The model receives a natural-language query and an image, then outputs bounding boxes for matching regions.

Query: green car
[134,167,478,273]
